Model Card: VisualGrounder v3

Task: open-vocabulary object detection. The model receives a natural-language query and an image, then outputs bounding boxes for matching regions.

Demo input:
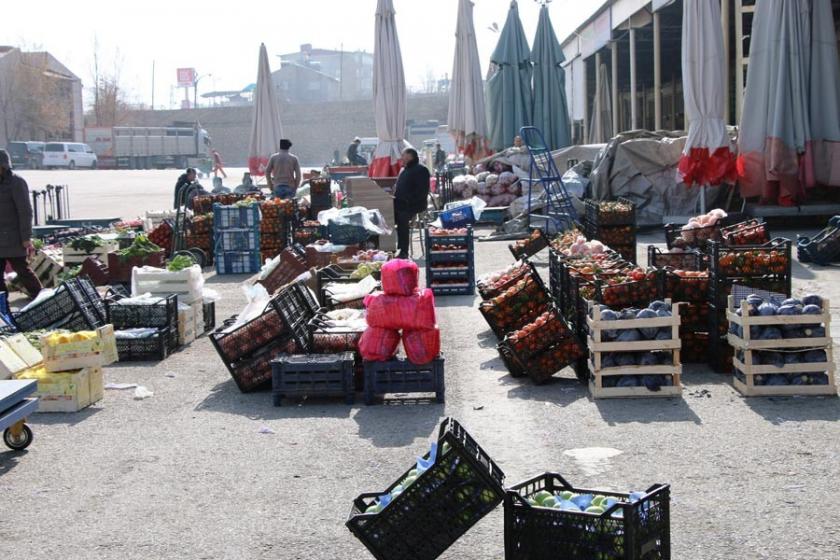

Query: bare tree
[88,37,129,127]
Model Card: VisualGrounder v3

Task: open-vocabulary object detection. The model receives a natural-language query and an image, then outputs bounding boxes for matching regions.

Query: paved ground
[1,172,839,559]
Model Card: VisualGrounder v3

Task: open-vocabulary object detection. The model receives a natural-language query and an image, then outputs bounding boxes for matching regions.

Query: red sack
[364,288,436,330]
[359,327,401,361]
[380,259,419,296]
[403,328,440,365]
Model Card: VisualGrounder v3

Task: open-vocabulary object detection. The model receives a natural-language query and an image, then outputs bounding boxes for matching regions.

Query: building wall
[123,94,448,167]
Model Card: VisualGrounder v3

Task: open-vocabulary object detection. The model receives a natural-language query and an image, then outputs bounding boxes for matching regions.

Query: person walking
[434,143,447,173]
[347,137,367,166]
[0,150,42,297]
[265,139,301,200]
[211,149,227,178]
[393,148,430,259]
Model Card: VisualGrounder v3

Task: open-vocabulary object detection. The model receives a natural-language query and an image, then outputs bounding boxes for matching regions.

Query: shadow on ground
[352,403,443,448]
[741,394,840,425]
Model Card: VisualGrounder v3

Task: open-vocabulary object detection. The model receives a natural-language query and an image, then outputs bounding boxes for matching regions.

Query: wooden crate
[586,300,683,399]
[62,241,118,265]
[132,267,203,303]
[726,295,837,397]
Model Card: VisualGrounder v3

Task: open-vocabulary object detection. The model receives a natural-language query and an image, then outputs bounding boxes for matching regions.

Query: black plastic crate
[584,197,636,226]
[426,248,473,265]
[202,300,216,333]
[427,282,475,297]
[505,473,671,560]
[647,246,706,271]
[425,225,473,248]
[720,218,770,246]
[706,237,792,280]
[72,276,107,324]
[271,352,355,405]
[271,282,321,353]
[664,222,721,250]
[106,294,178,330]
[115,330,168,361]
[509,228,549,260]
[708,333,734,373]
[479,274,550,338]
[209,303,289,377]
[225,337,294,392]
[13,279,103,332]
[346,418,505,560]
[363,356,445,405]
[797,226,840,265]
[707,273,791,308]
[477,262,535,301]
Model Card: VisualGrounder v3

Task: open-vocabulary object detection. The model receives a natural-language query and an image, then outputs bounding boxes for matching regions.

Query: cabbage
[783,352,801,364]
[746,295,764,308]
[781,298,803,307]
[655,328,672,340]
[803,349,827,363]
[616,376,640,387]
[616,353,637,367]
[641,375,664,392]
[804,326,826,338]
[636,309,659,339]
[789,374,808,385]
[802,304,822,315]
[761,352,784,368]
[810,373,830,385]
[757,303,778,316]
[600,309,620,321]
[655,309,672,318]
[758,327,783,340]
[638,353,658,366]
[766,374,789,386]
[657,352,673,365]
[601,353,617,368]
[802,294,823,307]
[648,300,670,313]
[617,329,642,342]
[777,305,802,316]
[620,308,640,320]
[750,352,762,365]
[754,374,767,386]
[782,328,805,339]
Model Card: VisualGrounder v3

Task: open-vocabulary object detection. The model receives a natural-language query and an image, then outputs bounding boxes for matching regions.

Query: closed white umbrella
[448,0,489,161]
[369,0,409,178]
[588,63,613,144]
[247,44,284,177]
[678,0,734,212]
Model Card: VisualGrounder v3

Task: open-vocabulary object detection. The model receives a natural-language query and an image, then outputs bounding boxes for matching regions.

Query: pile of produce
[481,276,549,335]
[147,222,173,254]
[729,294,826,340]
[505,309,572,360]
[715,247,789,276]
[428,227,468,237]
[721,219,769,246]
[668,209,727,249]
[167,255,195,272]
[477,262,530,299]
[576,268,659,308]
[68,236,106,254]
[591,300,674,342]
[349,262,383,280]
[550,227,585,254]
[293,220,322,244]
[430,243,467,252]
[664,269,709,302]
[188,213,213,235]
[510,229,547,259]
[451,165,521,205]
[525,487,647,516]
[586,200,634,226]
[115,235,162,260]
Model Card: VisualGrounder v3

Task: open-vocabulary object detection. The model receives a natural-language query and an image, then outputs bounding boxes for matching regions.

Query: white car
[42,142,98,169]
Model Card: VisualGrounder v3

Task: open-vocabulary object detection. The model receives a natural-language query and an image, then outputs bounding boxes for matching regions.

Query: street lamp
[193,73,212,108]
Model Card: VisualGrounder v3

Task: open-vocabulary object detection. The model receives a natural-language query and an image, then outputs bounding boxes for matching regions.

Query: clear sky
[3,0,592,109]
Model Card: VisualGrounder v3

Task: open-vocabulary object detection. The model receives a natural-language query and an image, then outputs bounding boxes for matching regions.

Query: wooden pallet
[62,241,118,265]
[586,300,683,399]
[727,295,837,397]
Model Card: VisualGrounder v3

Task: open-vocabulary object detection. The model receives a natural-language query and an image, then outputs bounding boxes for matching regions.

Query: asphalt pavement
[1,174,839,559]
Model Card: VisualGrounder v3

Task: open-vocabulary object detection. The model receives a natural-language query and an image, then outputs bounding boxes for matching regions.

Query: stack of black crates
[308,177,332,219]
[425,226,475,296]
[583,198,637,263]
[105,294,179,361]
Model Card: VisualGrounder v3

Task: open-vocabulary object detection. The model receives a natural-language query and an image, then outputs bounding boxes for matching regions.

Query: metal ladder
[520,126,578,233]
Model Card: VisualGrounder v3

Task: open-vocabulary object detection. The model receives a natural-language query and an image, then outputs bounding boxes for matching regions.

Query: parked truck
[83,124,211,170]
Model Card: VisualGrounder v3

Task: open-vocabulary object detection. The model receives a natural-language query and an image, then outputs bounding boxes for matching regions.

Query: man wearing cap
[347,137,367,166]
[265,139,301,200]
[0,150,42,297]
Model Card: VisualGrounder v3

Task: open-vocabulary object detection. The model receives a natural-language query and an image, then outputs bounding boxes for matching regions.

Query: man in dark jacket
[173,168,207,210]
[393,148,430,259]
[0,149,42,296]
[347,137,367,166]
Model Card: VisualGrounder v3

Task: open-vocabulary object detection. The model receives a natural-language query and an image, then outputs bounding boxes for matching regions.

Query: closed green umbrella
[532,4,571,151]
[486,0,532,153]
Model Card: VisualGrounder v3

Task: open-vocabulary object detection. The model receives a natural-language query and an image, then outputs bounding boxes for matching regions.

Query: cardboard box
[16,366,104,413]
[40,325,118,372]
[0,339,29,380]
[5,334,44,367]
[178,305,196,345]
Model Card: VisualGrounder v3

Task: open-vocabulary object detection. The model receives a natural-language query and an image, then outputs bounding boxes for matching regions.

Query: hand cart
[171,186,209,267]
[0,380,38,451]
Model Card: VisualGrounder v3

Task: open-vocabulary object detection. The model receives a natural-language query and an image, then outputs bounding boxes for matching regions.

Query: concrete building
[275,44,373,102]
[561,0,840,144]
[0,46,83,146]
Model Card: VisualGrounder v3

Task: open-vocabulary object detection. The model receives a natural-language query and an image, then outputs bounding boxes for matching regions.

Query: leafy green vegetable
[116,235,162,261]
[57,265,81,281]
[32,239,44,251]
[167,255,195,271]
[69,235,105,254]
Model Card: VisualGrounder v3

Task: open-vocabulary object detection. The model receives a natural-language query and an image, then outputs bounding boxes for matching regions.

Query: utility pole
[151,60,155,110]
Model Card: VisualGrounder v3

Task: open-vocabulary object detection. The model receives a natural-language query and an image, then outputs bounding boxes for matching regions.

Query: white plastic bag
[224,284,271,333]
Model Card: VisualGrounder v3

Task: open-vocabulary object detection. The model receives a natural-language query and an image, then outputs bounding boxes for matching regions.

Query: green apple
[541,496,558,508]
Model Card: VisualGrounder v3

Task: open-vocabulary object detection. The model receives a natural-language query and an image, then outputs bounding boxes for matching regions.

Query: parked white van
[42,142,98,169]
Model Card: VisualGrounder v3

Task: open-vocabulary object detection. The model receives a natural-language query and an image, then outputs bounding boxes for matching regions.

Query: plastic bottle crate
[504,473,671,560]
[115,330,168,361]
[584,197,636,227]
[214,228,260,252]
[647,245,706,271]
[271,352,355,405]
[363,355,445,404]
[106,294,177,330]
[509,228,549,260]
[215,251,261,275]
[426,281,475,297]
[213,203,261,230]
[346,418,505,560]
[797,226,840,265]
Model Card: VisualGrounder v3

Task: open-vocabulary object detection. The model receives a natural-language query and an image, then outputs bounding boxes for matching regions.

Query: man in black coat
[0,149,42,296]
[393,148,430,259]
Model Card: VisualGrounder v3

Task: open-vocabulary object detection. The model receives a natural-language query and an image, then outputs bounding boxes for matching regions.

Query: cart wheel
[4,424,33,451]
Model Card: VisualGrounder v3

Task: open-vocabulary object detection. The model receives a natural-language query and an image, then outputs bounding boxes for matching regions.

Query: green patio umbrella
[486,0,532,153]
[532,3,571,151]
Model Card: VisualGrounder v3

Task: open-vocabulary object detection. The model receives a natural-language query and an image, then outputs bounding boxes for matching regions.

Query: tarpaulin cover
[359,327,401,362]
[380,259,419,296]
[531,4,571,151]
[364,289,436,331]
[403,328,441,365]
[247,44,284,176]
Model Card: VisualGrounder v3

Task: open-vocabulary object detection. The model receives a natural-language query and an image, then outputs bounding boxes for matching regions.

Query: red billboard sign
[177,68,196,87]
